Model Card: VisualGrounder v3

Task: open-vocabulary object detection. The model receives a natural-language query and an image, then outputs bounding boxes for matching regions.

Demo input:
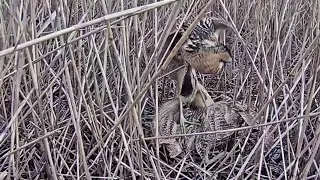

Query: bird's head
[182,39,199,52]
[189,17,231,41]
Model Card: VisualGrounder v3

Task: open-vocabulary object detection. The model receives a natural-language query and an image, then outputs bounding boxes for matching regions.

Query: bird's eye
[185,45,195,52]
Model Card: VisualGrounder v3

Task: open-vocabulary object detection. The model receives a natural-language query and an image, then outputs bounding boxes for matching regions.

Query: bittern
[155,16,234,146]
[151,67,209,157]
[154,68,254,159]
[179,17,233,75]
[178,64,215,133]
[160,16,232,97]
[184,100,253,164]
[152,98,199,158]
[152,95,255,161]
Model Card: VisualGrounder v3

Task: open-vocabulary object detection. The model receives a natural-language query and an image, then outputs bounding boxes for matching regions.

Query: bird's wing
[156,100,180,144]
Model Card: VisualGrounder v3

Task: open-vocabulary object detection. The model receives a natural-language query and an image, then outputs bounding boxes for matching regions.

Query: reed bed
[0,0,319,179]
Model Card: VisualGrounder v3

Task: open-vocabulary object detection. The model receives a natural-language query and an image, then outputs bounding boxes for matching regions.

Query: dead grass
[0,0,320,179]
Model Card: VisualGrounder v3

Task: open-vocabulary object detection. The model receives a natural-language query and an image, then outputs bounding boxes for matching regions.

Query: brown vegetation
[0,0,319,179]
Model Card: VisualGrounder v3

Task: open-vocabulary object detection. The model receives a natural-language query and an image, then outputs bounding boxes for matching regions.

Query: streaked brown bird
[151,66,211,157]
[152,95,255,161]
[151,98,199,158]
[159,31,187,97]
[178,64,204,134]
[153,16,234,148]
[160,16,232,97]
[154,65,254,159]
[183,99,255,164]
[152,99,181,158]
[179,17,232,75]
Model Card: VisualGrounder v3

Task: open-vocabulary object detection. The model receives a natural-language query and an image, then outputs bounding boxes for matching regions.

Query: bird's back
[152,99,184,158]
[153,99,180,144]
[189,101,243,160]
[206,102,240,140]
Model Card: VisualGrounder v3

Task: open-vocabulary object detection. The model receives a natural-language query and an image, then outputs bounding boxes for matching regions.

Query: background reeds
[0,0,319,179]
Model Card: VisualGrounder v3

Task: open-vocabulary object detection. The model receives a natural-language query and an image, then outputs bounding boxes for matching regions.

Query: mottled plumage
[159,31,187,96]
[152,94,255,161]
[159,17,232,96]
[179,17,232,74]
[151,96,206,158]
[152,99,182,158]
[153,16,236,159]
[179,17,230,41]
[184,101,253,163]
[181,39,232,74]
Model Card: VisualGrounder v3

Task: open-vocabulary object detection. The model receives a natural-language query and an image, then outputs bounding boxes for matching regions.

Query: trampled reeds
[0,0,319,179]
